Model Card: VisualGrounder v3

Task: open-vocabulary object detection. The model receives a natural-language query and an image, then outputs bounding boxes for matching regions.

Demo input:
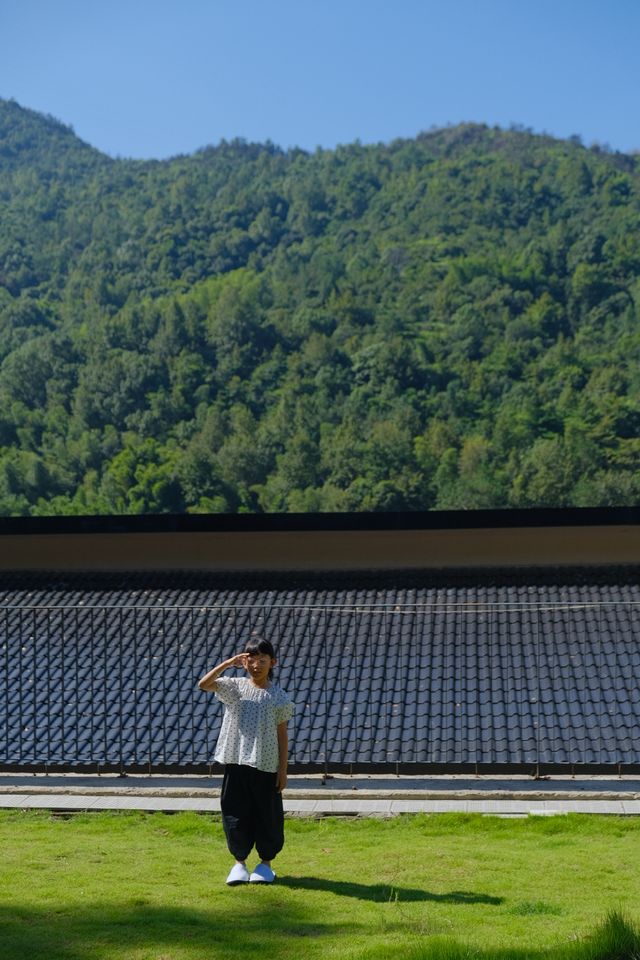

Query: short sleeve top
[213,677,294,773]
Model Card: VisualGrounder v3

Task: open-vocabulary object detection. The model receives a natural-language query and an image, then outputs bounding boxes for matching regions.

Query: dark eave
[0,505,639,536]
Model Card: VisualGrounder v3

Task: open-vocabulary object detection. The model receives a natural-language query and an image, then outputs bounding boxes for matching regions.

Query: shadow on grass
[0,900,348,960]
[4,902,637,960]
[359,911,640,960]
[277,876,503,905]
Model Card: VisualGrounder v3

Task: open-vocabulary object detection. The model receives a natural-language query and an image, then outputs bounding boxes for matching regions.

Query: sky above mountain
[1,0,638,160]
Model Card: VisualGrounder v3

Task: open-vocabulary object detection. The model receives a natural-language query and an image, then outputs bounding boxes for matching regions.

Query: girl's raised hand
[227,653,248,669]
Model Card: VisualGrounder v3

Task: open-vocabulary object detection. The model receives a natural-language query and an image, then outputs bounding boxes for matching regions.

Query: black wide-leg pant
[220,764,285,863]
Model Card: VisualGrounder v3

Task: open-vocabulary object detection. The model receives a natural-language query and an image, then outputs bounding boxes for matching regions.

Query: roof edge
[0,505,639,537]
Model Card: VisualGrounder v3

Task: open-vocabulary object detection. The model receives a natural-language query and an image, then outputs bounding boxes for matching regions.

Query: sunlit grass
[1,811,639,959]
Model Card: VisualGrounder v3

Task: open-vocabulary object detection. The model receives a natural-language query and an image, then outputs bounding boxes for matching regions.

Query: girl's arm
[198,653,247,692]
[276,721,288,792]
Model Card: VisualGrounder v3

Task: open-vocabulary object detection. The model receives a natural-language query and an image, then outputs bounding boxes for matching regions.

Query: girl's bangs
[244,638,276,658]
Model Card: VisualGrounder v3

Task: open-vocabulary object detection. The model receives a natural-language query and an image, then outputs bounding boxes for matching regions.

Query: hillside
[0,99,639,515]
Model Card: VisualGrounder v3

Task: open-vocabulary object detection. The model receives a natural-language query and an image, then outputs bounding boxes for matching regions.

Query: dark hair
[244,638,277,679]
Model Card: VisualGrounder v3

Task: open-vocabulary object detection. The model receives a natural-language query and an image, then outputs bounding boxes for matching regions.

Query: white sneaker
[226,862,250,885]
[249,863,276,883]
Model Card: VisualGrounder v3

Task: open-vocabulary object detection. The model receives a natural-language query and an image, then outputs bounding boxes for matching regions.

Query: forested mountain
[0,98,639,515]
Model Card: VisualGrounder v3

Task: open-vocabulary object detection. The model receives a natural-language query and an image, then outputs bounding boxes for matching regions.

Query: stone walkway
[2,773,640,816]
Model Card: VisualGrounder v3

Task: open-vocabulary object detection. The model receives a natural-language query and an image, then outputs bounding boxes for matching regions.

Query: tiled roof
[1,568,639,771]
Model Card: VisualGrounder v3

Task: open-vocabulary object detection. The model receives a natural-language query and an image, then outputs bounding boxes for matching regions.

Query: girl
[198,638,294,885]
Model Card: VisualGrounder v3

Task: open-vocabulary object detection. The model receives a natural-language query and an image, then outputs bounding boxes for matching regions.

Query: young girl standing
[198,638,294,885]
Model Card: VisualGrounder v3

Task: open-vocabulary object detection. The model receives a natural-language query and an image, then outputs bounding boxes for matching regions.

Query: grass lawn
[1,810,640,960]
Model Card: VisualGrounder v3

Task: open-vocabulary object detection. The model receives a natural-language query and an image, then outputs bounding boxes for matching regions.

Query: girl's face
[245,650,276,686]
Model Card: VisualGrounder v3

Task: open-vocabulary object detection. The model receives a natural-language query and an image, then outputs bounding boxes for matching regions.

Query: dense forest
[0,98,639,515]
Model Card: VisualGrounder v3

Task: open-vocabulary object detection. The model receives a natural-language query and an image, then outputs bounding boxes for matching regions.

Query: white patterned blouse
[213,677,294,773]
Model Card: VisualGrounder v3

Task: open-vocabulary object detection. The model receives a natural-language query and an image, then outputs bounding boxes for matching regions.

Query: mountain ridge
[0,98,110,173]
[4,96,639,170]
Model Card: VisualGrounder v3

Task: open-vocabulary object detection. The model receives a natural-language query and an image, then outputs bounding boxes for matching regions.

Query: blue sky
[1,0,639,160]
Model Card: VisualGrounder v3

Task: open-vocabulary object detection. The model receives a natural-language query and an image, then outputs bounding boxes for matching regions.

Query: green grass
[1,810,640,960]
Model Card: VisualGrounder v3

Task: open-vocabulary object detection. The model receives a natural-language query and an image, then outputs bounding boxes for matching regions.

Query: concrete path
[2,773,640,816]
